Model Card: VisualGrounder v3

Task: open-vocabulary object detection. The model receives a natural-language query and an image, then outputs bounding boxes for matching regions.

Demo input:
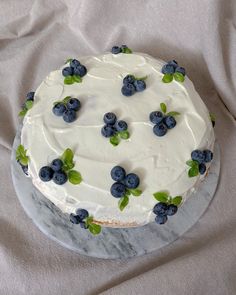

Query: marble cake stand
[11,128,220,259]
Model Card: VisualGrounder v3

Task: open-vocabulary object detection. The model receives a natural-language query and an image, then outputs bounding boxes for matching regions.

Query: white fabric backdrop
[0,1,236,294]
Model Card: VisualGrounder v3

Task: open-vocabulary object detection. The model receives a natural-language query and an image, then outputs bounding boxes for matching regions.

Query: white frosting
[21,52,215,227]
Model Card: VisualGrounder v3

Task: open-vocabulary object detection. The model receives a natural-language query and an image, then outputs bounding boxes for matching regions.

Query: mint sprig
[65,58,72,64]
[18,100,34,117]
[16,144,29,166]
[121,47,132,54]
[110,130,130,147]
[153,191,182,206]
[162,71,185,83]
[53,96,71,106]
[64,75,82,85]
[159,102,180,117]
[85,216,101,235]
[186,160,199,177]
[118,188,142,211]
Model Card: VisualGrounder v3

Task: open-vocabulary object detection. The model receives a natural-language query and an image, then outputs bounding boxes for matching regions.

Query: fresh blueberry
[53,103,66,116]
[67,98,81,111]
[167,60,178,69]
[76,208,89,220]
[199,163,206,175]
[166,204,178,216]
[79,221,88,229]
[26,91,35,101]
[74,65,87,77]
[21,165,28,175]
[103,112,117,125]
[101,125,116,137]
[149,111,163,124]
[115,120,128,132]
[111,166,126,182]
[191,150,205,164]
[110,182,126,198]
[124,173,140,189]
[123,75,135,85]
[155,214,168,225]
[63,109,77,123]
[112,46,121,54]
[50,159,63,172]
[52,170,68,185]
[153,202,168,216]
[39,166,54,182]
[69,213,81,224]
[121,83,136,96]
[70,59,81,68]
[203,150,213,163]
[62,66,74,77]
[163,116,176,129]
[153,123,168,137]
[134,80,146,92]
[161,64,175,74]
[175,66,186,76]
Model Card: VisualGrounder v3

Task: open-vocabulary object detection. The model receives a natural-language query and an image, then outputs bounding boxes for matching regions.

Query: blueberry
[163,116,176,129]
[153,123,168,137]
[101,125,116,137]
[166,204,178,216]
[123,75,135,85]
[124,173,140,189]
[199,163,206,175]
[121,83,136,96]
[111,166,126,182]
[63,109,77,123]
[80,221,88,229]
[103,112,117,125]
[161,64,175,74]
[153,202,168,216]
[175,66,186,76]
[110,182,126,198]
[155,214,168,224]
[191,150,205,164]
[67,98,81,111]
[21,165,29,175]
[50,159,63,172]
[203,150,213,163]
[167,60,178,69]
[53,103,66,116]
[52,170,68,185]
[69,213,81,224]
[74,65,87,77]
[26,91,35,101]
[115,120,128,132]
[62,66,74,77]
[149,111,163,124]
[76,208,89,220]
[134,80,146,92]
[39,166,54,182]
[70,59,80,68]
[112,46,121,54]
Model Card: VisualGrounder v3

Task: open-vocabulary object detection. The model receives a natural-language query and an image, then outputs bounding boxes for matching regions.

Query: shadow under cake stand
[11,128,220,259]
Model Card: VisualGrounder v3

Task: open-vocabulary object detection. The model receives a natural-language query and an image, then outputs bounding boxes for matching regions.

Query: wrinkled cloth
[0,1,236,294]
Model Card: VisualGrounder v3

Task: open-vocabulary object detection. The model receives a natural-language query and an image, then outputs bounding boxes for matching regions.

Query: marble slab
[11,127,220,259]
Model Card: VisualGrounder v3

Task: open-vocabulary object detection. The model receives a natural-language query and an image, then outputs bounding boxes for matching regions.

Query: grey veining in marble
[11,127,220,259]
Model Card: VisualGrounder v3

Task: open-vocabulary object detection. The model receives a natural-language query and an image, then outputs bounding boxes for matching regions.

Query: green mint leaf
[16,145,29,165]
[65,58,72,64]
[62,96,71,104]
[129,188,142,196]
[162,73,173,83]
[174,72,185,82]
[25,100,33,110]
[73,75,82,83]
[110,135,120,146]
[68,170,82,185]
[188,166,199,178]
[64,76,74,85]
[88,223,101,235]
[20,156,29,166]
[136,75,148,81]
[153,191,169,202]
[171,196,182,206]
[186,160,195,167]
[122,47,132,54]
[125,189,131,196]
[160,103,167,114]
[119,130,130,140]
[118,195,129,211]
[166,111,180,116]
[61,148,74,171]
[85,216,94,227]
[18,109,27,117]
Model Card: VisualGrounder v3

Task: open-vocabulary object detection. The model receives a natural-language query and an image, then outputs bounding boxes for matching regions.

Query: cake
[16,45,215,234]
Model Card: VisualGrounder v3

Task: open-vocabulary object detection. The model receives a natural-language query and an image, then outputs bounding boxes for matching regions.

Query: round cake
[18,47,215,230]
